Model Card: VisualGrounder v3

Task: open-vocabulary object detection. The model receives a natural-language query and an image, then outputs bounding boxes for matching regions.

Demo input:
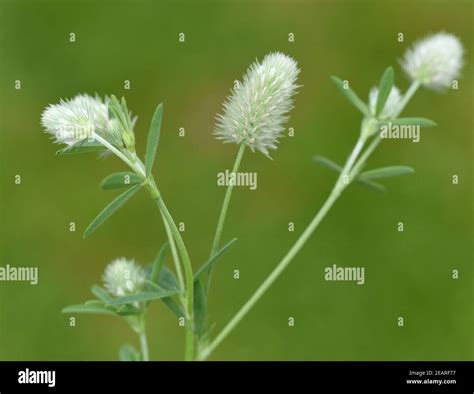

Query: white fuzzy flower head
[369,85,401,119]
[401,32,464,90]
[215,52,300,157]
[102,258,145,298]
[41,94,126,148]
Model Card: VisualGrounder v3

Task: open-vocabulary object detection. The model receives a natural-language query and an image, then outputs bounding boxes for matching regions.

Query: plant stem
[153,194,195,361]
[395,80,420,116]
[199,79,421,361]
[90,135,195,359]
[139,327,149,361]
[199,136,366,360]
[208,144,246,289]
[161,212,185,294]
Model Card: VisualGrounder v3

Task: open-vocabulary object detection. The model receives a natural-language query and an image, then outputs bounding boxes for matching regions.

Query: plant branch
[199,135,366,360]
[208,143,246,289]
[153,193,195,361]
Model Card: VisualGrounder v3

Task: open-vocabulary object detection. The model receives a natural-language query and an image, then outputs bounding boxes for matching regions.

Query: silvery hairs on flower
[214,52,300,158]
[401,32,464,91]
[41,93,125,148]
[102,258,146,297]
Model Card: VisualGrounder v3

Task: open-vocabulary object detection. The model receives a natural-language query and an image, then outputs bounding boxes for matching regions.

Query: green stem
[90,138,194,360]
[209,144,246,260]
[350,81,420,178]
[153,194,195,361]
[395,80,420,117]
[199,79,422,360]
[139,326,149,361]
[199,136,366,360]
[161,212,185,295]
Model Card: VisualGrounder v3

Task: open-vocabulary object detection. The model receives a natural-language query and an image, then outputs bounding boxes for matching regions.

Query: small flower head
[41,94,134,149]
[215,52,299,157]
[41,94,108,146]
[401,32,464,90]
[369,85,401,119]
[102,258,145,297]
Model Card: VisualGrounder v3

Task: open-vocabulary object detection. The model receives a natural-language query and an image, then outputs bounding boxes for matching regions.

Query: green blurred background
[0,0,472,361]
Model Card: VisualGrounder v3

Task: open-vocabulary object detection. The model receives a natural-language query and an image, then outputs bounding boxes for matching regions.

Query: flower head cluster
[369,86,401,119]
[215,52,299,157]
[41,94,135,150]
[401,32,464,90]
[102,258,145,298]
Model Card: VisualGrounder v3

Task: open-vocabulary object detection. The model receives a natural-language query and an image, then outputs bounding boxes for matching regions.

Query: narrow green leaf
[383,118,437,127]
[145,103,163,177]
[358,166,415,181]
[149,243,169,284]
[106,289,178,306]
[193,279,207,337]
[375,67,394,117]
[56,139,106,155]
[157,266,180,292]
[62,302,116,315]
[356,179,386,193]
[145,279,183,314]
[194,238,237,281]
[330,76,370,116]
[115,304,142,316]
[313,155,342,173]
[83,184,142,238]
[90,286,112,303]
[100,172,143,190]
[119,344,141,361]
[144,279,168,308]
[313,155,385,193]
[161,297,185,318]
